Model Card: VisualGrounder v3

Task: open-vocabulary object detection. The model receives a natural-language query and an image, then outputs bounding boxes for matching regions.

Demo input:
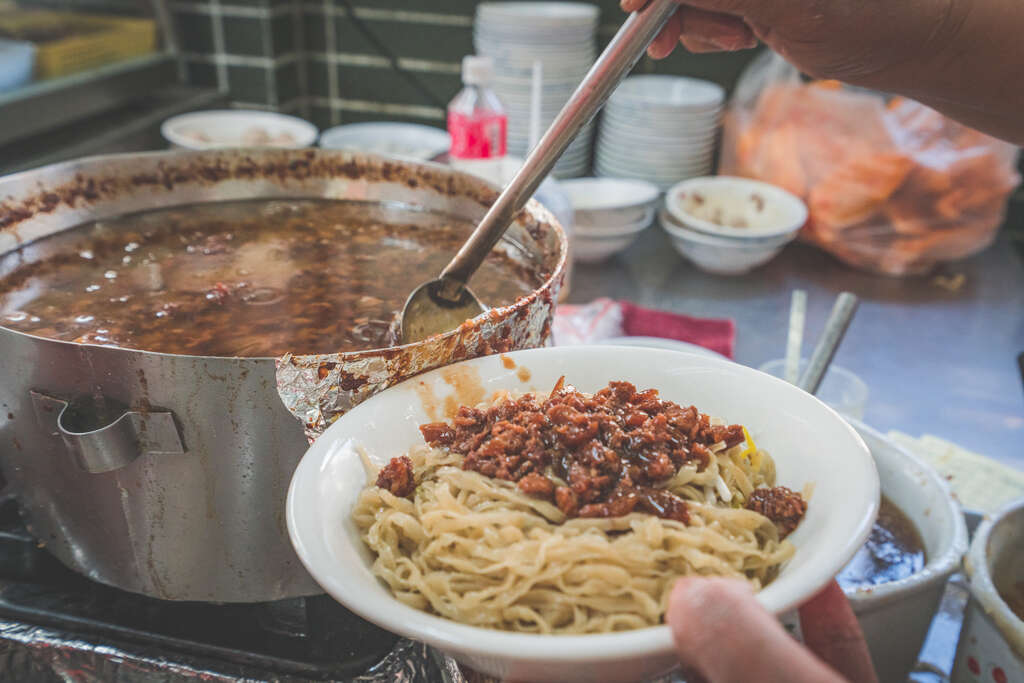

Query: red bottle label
[448,111,507,159]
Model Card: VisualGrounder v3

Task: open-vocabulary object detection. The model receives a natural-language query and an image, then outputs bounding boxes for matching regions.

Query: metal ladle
[399,0,679,344]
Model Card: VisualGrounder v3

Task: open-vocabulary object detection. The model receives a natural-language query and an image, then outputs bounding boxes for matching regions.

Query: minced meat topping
[745,486,807,538]
[411,379,754,524]
[378,380,807,533]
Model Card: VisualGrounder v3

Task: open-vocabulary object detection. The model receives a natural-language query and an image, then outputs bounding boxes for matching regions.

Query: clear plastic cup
[759,358,869,419]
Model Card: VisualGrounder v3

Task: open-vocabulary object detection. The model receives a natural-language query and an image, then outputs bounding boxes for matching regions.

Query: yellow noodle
[354,401,798,634]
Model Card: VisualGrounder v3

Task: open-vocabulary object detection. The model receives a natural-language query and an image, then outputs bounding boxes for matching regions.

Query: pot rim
[964,497,1024,656]
[842,419,969,609]
[0,149,568,363]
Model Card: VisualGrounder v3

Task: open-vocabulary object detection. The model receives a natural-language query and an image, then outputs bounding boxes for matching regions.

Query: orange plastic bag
[720,52,1020,276]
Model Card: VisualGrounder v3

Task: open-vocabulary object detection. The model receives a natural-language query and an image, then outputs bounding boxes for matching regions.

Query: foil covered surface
[276,295,557,442]
[0,618,454,683]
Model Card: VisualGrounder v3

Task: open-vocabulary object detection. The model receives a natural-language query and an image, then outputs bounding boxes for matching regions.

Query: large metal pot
[0,149,567,602]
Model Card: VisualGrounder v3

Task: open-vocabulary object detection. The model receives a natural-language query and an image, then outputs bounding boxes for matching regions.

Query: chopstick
[798,292,859,394]
[785,290,807,384]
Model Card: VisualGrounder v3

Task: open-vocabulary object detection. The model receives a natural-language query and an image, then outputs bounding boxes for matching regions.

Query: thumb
[667,578,847,683]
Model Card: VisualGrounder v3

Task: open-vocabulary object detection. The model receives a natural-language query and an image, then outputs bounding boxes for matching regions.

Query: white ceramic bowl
[476,2,599,27]
[287,346,878,683]
[659,209,795,275]
[161,110,318,150]
[561,177,660,230]
[846,420,969,683]
[319,122,450,160]
[667,176,808,240]
[953,498,1024,682]
[609,75,725,112]
[572,221,649,263]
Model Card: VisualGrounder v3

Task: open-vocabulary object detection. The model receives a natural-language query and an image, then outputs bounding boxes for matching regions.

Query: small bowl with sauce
[666,175,808,242]
[161,110,319,150]
[658,209,792,275]
[842,420,969,683]
[953,498,1024,683]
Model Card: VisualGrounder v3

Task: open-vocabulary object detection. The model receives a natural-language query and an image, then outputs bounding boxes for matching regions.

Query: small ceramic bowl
[561,177,660,230]
[666,176,807,240]
[846,420,969,683]
[659,209,794,275]
[573,219,650,264]
[319,121,450,160]
[161,110,318,149]
[952,498,1024,683]
[287,346,878,683]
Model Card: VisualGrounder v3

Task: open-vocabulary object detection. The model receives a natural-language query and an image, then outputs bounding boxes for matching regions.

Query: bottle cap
[462,55,494,85]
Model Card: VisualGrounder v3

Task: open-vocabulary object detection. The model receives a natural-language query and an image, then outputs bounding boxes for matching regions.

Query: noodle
[353,388,802,635]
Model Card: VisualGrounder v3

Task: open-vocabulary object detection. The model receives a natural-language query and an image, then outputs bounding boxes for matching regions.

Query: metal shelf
[0,84,226,174]
[0,52,179,147]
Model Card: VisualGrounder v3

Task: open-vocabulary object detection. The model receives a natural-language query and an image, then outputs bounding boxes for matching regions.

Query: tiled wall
[170,0,762,131]
[172,0,306,115]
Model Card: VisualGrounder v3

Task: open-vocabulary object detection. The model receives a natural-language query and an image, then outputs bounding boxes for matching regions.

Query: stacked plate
[596,75,725,190]
[474,2,598,178]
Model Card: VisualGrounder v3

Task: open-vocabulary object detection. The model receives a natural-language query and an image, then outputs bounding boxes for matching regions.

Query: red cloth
[552,297,735,359]
[619,301,735,359]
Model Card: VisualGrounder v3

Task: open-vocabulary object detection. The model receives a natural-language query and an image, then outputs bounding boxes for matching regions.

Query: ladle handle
[437,0,678,298]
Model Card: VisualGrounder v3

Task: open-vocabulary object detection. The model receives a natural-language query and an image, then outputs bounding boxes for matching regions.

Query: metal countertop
[569,228,1024,469]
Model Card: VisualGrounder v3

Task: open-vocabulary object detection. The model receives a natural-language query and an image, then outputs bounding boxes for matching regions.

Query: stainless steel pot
[0,149,567,602]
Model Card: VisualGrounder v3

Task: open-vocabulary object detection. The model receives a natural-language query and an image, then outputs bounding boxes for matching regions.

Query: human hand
[619,0,968,92]
[621,0,1024,147]
[667,578,877,683]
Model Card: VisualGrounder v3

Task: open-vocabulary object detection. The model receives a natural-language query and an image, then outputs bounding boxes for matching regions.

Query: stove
[0,494,441,682]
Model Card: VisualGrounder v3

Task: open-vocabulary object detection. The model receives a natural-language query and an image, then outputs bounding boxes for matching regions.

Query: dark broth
[995,549,1024,622]
[837,496,926,589]
[0,199,543,357]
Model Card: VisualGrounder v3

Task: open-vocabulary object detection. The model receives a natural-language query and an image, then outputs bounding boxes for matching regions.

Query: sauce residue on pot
[837,496,926,589]
[0,199,543,357]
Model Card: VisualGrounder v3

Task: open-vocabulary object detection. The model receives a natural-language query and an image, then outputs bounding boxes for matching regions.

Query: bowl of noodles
[286,346,878,682]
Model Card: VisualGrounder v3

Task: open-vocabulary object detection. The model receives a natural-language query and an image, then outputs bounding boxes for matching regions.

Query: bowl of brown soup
[842,420,969,682]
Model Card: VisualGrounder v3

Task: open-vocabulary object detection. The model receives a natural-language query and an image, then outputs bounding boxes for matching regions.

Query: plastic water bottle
[448,55,507,185]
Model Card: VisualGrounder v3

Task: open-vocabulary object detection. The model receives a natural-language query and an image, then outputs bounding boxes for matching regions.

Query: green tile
[271,13,296,54]
[223,16,269,56]
[221,0,289,6]
[276,61,301,103]
[309,105,335,130]
[334,17,472,63]
[338,109,443,127]
[352,0,477,14]
[173,11,216,54]
[336,65,459,107]
[303,10,326,51]
[227,65,272,103]
[184,59,219,88]
[306,57,331,97]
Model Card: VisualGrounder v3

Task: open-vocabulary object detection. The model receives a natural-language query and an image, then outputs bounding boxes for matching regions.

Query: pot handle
[30,391,185,474]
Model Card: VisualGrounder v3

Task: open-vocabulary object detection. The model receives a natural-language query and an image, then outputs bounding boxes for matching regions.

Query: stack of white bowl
[473,2,598,178]
[659,176,807,275]
[561,177,660,263]
[597,75,725,190]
